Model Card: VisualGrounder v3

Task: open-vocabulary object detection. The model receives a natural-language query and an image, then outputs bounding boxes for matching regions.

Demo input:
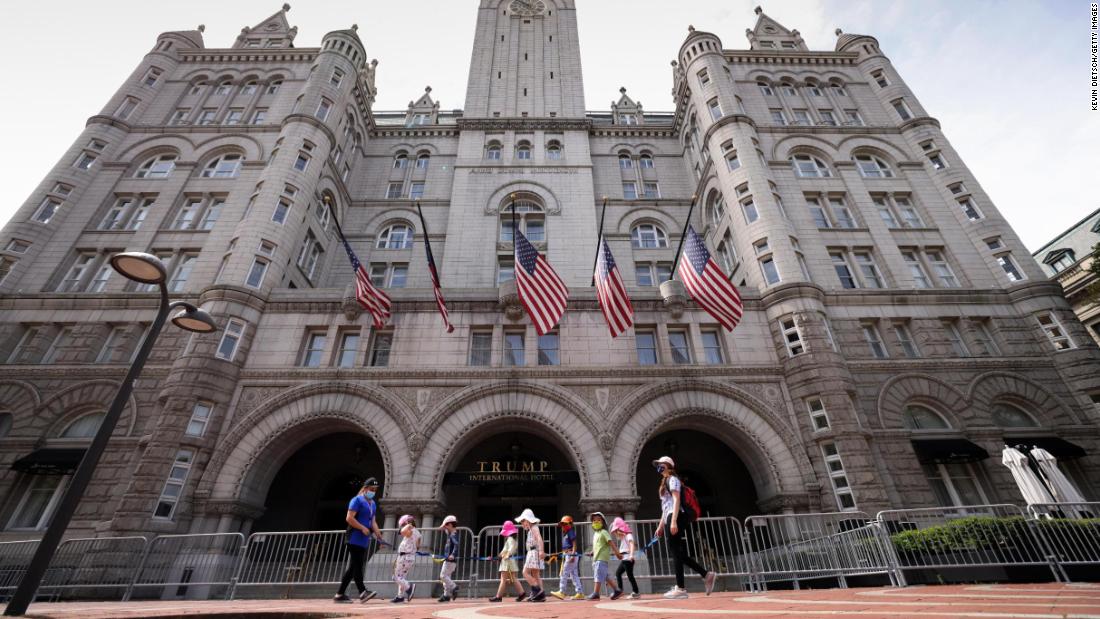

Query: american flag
[422,229,454,333]
[594,237,634,337]
[677,225,743,331]
[337,233,392,329]
[514,229,569,336]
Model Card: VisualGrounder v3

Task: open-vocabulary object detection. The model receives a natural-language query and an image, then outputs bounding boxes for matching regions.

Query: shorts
[593,559,609,583]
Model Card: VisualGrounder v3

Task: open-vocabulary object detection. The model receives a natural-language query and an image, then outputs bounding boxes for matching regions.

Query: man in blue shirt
[334,476,383,603]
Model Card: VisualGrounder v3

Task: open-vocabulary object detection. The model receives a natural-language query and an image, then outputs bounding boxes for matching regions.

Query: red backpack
[679,479,702,521]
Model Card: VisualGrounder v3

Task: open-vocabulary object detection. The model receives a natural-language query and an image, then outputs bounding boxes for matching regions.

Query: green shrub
[891,515,1100,555]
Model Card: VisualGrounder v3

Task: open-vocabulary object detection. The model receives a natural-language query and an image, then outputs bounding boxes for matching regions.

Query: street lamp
[5,252,218,616]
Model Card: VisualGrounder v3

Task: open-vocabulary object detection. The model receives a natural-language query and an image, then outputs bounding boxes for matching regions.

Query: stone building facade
[1032,207,1100,348]
[1,2,1098,540]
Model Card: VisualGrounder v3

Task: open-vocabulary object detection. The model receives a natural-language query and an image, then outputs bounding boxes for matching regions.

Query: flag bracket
[497,279,525,321]
[659,279,687,318]
[341,283,363,321]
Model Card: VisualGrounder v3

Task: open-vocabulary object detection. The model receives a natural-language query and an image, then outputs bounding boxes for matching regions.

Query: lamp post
[4,253,217,617]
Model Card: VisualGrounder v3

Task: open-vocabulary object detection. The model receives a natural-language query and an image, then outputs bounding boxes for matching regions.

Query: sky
[0,0,1093,251]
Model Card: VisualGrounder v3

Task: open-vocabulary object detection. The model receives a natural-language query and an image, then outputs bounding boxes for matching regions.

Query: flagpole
[590,196,609,286]
[668,193,699,282]
[414,200,429,247]
[323,194,350,242]
[510,193,517,249]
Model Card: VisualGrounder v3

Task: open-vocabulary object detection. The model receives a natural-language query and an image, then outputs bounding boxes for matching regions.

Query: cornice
[457,117,592,131]
[369,126,459,138]
[128,125,281,136]
[845,357,1058,372]
[237,364,787,382]
[178,49,319,63]
[86,116,133,132]
[723,50,859,66]
[589,126,677,138]
[281,113,336,149]
[899,116,942,131]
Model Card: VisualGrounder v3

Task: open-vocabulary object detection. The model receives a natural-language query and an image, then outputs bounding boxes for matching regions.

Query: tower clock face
[509,0,547,16]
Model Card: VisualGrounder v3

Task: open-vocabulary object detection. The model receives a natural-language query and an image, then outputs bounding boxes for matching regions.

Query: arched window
[830,81,847,96]
[200,153,243,178]
[780,81,797,97]
[806,80,823,97]
[134,154,177,179]
[189,80,208,95]
[393,152,409,169]
[266,79,283,95]
[376,223,414,249]
[707,192,726,227]
[903,405,952,430]
[516,141,532,160]
[415,152,430,169]
[631,223,668,249]
[486,142,502,160]
[546,141,562,160]
[60,412,105,438]
[214,79,233,96]
[639,153,654,169]
[618,152,633,169]
[789,154,832,178]
[991,403,1040,428]
[0,412,11,439]
[241,81,258,95]
[854,154,895,178]
[500,199,545,242]
[758,80,774,96]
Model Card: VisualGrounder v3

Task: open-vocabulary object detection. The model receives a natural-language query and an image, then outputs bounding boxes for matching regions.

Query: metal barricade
[0,540,40,600]
[632,517,748,591]
[744,512,892,590]
[1027,501,1100,580]
[43,536,148,600]
[876,504,1057,581]
[125,533,245,601]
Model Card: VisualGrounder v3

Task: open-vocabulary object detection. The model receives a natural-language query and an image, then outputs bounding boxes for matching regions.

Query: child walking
[550,515,585,600]
[516,509,547,602]
[587,512,623,601]
[391,514,421,604]
[611,517,640,598]
[437,515,460,603]
[489,520,526,602]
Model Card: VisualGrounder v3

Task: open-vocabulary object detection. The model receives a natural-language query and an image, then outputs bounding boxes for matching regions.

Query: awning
[911,439,989,464]
[1013,437,1087,461]
[11,448,86,475]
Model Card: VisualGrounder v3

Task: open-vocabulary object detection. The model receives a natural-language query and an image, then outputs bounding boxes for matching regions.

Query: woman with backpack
[653,456,716,599]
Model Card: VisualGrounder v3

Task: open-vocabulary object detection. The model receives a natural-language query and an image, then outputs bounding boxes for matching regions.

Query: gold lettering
[540,460,549,472]
[478,461,488,473]
[521,461,534,472]
[492,461,501,473]
[506,461,515,472]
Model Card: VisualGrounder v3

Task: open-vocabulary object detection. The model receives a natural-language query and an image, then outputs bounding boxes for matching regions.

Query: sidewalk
[20,583,1100,619]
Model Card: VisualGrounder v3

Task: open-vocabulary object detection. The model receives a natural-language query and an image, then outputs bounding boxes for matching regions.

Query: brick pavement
[17,583,1100,619]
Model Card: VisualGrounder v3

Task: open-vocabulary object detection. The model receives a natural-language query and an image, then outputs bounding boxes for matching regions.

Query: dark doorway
[252,432,384,532]
[443,431,580,532]
[635,428,758,521]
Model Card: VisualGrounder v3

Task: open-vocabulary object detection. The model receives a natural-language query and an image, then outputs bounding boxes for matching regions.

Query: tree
[1086,241,1100,306]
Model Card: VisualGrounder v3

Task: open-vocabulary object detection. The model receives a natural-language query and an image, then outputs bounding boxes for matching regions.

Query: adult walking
[653,456,715,599]
[334,476,383,603]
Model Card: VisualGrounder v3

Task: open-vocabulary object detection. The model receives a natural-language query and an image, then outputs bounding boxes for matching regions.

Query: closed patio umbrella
[1001,446,1055,506]
[1030,447,1087,506]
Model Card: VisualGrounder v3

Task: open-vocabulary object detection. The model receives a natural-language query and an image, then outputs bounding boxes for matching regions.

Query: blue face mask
[365,490,376,500]
[656,465,666,474]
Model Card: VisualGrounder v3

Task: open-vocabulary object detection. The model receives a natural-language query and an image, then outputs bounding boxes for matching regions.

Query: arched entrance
[635,427,759,521]
[252,432,384,532]
[443,431,580,532]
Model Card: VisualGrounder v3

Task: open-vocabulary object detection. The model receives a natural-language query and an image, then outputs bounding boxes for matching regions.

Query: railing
[2,502,1099,603]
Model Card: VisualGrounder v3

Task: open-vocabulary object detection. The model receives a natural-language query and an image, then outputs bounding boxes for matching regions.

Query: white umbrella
[1030,447,1087,505]
[1001,446,1056,506]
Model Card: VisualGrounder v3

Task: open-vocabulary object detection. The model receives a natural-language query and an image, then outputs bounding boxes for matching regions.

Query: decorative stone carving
[407,432,426,462]
[498,280,524,320]
[660,280,686,318]
[342,284,362,320]
[416,389,432,413]
[595,388,610,412]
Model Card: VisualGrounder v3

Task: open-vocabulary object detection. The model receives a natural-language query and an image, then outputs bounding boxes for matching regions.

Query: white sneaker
[704,571,717,595]
[663,587,689,600]
[629,592,641,599]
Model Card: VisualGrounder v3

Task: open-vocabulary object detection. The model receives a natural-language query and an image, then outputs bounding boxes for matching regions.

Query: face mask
[592,522,603,531]
[656,465,666,474]
[365,490,376,499]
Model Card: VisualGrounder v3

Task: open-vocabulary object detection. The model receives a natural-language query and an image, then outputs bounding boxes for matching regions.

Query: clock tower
[464,0,586,118]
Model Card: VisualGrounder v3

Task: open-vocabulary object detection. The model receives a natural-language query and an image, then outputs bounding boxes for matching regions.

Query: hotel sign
[444,460,580,485]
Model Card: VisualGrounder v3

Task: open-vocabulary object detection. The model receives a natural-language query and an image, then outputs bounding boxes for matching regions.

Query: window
[862,324,888,358]
[928,153,948,170]
[5,239,30,254]
[808,85,823,97]
[315,98,333,121]
[142,67,163,87]
[759,253,780,286]
[153,449,193,519]
[293,150,311,171]
[135,154,177,179]
[642,182,660,199]
[297,232,323,280]
[331,67,345,88]
[369,263,407,288]
[853,252,883,288]
[197,108,217,125]
[266,80,282,95]
[639,153,653,168]
[393,153,409,169]
[214,319,245,361]
[996,253,1025,282]
[115,96,139,119]
[807,399,830,431]
[822,443,857,511]
[497,259,514,284]
[741,198,759,224]
[792,109,810,125]
[486,143,502,160]
[60,412,103,438]
[503,331,525,366]
[377,224,414,249]
[631,223,667,248]
[416,153,431,168]
[708,193,726,227]
[250,109,267,124]
[410,113,430,126]
[199,198,224,230]
[781,318,806,356]
[923,462,989,508]
[224,109,243,125]
[214,80,232,95]
[895,197,924,228]
[537,332,560,365]
[7,474,65,530]
[668,329,691,364]
[272,198,292,224]
[758,81,774,96]
[949,182,967,195]
[240,81,258,95]
[830,197,857,228]
[516,143,532,160]
[635,329,657,365]
[469,331,493,366]
[185,402,213,437]
[854,155,894,178]
[926,251,959,287]
[991,402,1039,428]
[891,98,913,121]
[301,331,327,367]
[622,182,638,200]
[698,69,710,86]
[246,255,269,288]
[972,320,1001,356]
[59,253,96,292]
[336,331,360,368]
[707,98,722,120]
[73,151,97,170]
[386,182,403,199]
[781,84,796,97]
[6,327,39,364]
[895,323,920,358]
[875,197,899,228]
[770,109,787,125]
[792,238,811,281]
[819,110,837,126]
[1037,312,1074,350]
[201,154,243,178]
[725,150,740,171]
[167,254,196,292]
[844,109,864,126]
[701,329,724,364]
[805,197,831,229]
[790,155,831,178]
[188,81,207,95]
[95,327,127,363]
[831,252,857,289]
[943,320,970,356]
[409,182,425,200]
[902,251,932,288]
[871,69,889,88]
[42,328,72,364]
[1047,250,1076,273]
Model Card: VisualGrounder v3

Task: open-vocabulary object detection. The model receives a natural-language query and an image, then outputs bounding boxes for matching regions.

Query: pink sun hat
[500,520,519,537]
[611,517,631,534]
